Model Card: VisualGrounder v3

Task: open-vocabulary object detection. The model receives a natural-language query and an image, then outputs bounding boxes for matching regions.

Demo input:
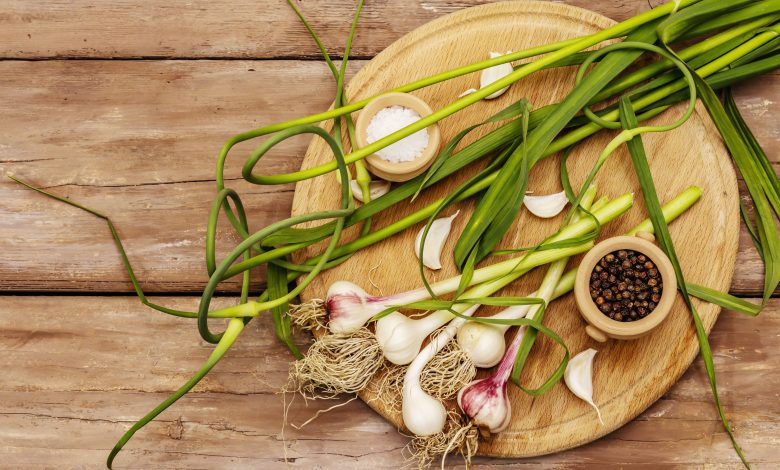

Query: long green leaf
[687,283,762,316]
[692,76,780,302]
[619,96,749,468]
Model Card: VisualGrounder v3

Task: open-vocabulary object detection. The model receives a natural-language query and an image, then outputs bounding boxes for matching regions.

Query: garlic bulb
[325,281,391,334]
[524,191,569,218]
[403,377,448,437]
[456,321,507,368]
[457,297,535,368]
[375,310,452,365]
[414,211,459,270]
[564,348,603,425]
[480,52,513,100]
[349,179,390,203]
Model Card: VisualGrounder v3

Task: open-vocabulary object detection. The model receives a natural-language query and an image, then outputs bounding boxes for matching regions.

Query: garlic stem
[327,241,591,333]
[402,306,479,436]
[211,193,633,321]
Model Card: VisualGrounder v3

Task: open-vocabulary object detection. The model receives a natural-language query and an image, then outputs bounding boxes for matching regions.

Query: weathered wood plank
[0,296,777,468]
[0,62,777,295]
[0,0,665,59]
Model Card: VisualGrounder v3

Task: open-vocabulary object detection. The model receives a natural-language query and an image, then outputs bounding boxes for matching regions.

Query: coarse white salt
[366,105,429,163]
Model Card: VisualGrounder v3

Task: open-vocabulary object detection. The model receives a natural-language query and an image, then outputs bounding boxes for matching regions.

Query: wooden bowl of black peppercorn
[574,232,677,342]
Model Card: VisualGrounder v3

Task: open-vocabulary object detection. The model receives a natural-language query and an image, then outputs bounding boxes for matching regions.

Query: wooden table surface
[0,1,777,468]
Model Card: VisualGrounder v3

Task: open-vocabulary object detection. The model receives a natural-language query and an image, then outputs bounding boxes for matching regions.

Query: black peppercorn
[589,249,663,322]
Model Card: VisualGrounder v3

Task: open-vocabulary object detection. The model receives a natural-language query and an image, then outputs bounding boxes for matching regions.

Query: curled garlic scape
[414,211,459,270]
[480,51,513,99]
[564,348,603,425]
[524,190,569,218]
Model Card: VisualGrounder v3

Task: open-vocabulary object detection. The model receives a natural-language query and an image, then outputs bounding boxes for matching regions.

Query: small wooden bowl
[354,92,441,182]
[574,233,677,342]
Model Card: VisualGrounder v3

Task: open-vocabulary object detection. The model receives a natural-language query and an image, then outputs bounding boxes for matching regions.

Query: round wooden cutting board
[291,0,738,458]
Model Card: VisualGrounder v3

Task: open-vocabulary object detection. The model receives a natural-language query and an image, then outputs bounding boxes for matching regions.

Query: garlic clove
[564,348,603,425]
[524,190,569,218]
[458,88,477,98]
[349,179,391,203]
[414,211,460,270]
[480,52,514,100]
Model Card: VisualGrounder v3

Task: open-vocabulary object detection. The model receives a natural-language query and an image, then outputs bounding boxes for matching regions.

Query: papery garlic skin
[326,281,388,334]
[480,52,513,100]
[349,179,391,203]
[524,191,569,218]
[458,88,477,98]
[375,310,452,365]
[414,211,459,270]
[564,348,603,425]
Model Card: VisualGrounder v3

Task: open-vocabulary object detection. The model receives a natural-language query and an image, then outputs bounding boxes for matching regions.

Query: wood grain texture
[291,0,742,457]
[1,296,777,468]
[0,63,776,295]
[0,0,666,59]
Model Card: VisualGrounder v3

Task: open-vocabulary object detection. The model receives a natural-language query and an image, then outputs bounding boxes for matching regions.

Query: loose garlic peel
[564,348,604,425]
[458,88,477,98]
[480,52,513,100]
[349,179,391,203]
[524,191,569,218]
[414,211,460,270]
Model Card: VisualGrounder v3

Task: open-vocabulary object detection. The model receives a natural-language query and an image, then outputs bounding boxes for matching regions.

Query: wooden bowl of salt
[354,92,441,182]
